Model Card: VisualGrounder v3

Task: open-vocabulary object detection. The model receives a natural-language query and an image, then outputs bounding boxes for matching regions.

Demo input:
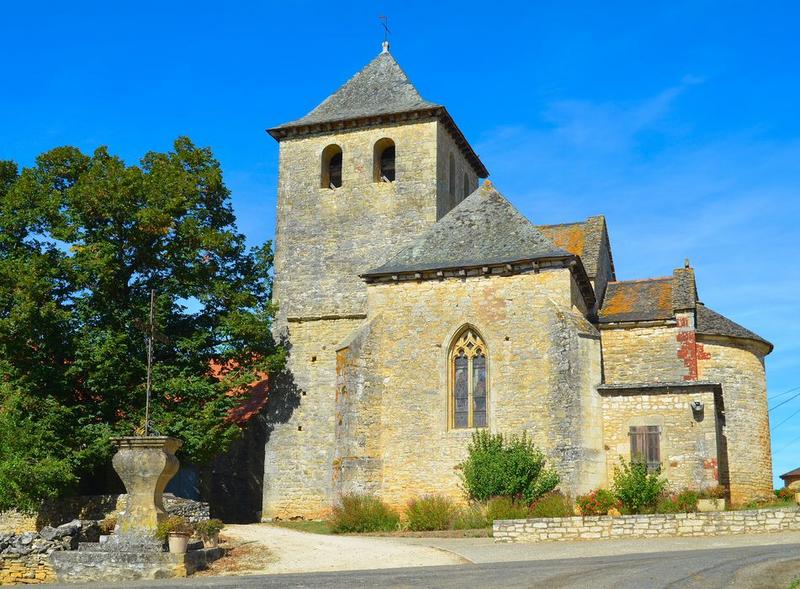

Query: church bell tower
[262,43,488,518]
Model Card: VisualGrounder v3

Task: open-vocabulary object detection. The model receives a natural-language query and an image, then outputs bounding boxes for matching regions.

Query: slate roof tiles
[363,181,573,276]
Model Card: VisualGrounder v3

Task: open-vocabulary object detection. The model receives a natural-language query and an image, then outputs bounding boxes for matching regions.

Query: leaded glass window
[449,328,489,429]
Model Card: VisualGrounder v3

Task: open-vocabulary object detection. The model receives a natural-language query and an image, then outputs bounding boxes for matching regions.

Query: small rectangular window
[629,425,661,473]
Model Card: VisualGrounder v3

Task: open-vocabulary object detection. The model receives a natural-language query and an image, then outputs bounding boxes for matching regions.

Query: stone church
[261,43,773,519]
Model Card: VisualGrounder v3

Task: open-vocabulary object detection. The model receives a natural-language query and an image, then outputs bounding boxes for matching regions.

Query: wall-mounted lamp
[690,400,704,413]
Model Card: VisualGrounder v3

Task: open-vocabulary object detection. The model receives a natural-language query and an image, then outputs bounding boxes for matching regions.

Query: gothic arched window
[449,327,488,429]
[321,144,343,189]
[373,138,396,182]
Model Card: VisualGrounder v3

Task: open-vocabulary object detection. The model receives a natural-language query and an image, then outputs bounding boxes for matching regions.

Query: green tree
[0,138,283,511]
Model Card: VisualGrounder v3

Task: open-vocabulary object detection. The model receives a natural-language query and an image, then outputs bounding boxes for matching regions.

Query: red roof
[209,360,269,425]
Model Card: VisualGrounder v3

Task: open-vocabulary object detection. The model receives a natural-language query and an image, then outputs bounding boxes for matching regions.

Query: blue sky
[2,1,798,487]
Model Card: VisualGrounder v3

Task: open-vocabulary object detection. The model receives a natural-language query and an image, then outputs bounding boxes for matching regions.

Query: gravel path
[221,524,468,574]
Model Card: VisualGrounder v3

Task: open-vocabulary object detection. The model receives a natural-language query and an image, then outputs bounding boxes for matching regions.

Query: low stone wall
[493,507,800,543]
[1,494,210,533]
[0,512,37,534]
[0,555,55,585]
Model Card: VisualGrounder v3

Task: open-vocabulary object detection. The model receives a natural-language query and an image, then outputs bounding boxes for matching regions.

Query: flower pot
[697,498,725,512]
[168,532,190,554]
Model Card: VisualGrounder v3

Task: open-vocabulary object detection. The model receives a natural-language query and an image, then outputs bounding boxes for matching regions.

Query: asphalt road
[54,544,800,589]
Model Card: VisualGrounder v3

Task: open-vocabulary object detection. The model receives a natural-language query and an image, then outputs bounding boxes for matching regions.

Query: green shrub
[576,489,620,515]
[530,492,573,518]
[405,495,457,531]
[195,518,225,540]
[675,489,699,512]
[485,496,531,521]
[655,497,680,513]
[331,493,400,533]
[776,487,796,501]
[612,459,667,514]
[450,504,490,530]
[459,430,559,504]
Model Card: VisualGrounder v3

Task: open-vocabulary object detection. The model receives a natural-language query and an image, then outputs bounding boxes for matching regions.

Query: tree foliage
[0,138,283,510]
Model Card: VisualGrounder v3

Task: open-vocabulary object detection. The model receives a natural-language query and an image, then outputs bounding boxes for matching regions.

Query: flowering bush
[576,489,620,516]
[775,487,796,501]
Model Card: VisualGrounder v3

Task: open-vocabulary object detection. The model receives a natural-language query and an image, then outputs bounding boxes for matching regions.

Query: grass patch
[272,520,334,534]
[789,576,800,589]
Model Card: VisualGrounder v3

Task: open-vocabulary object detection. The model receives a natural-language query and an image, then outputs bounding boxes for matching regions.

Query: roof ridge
[608,276,673,285]
[273,49,439,130]
[363,182,574,277]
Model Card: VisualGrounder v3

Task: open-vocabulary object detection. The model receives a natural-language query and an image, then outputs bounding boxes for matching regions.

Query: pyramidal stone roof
[274,48,440,129]
[268,45,489,177]
[363,181,574,277]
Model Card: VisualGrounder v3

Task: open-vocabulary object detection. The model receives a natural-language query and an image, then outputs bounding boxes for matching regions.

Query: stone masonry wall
[494,507,800,543]
[344,268,604,509]
[698,337,772,504]
[0,512,36,534]
[272,119,441,323]
[435,122,481,218]
[262,317,363,519]
[601,390,720,489]
[601,324,686,384]
[0,555,54,585]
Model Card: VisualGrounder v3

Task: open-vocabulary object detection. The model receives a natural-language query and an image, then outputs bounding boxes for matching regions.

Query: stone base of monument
[49,540,223,583]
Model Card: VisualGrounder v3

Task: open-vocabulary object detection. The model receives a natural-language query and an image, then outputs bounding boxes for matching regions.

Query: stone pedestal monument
[50,435,220,582]
[111,436,181,542]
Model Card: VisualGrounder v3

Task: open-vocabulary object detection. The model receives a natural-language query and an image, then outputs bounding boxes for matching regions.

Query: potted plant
[697,485,727,512]
[195,519,225,549]
[98,516,117,544]
[155,516,194,554]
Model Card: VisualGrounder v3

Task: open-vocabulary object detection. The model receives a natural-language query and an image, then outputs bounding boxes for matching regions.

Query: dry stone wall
[1,555,54,585]
[494,507,800,543]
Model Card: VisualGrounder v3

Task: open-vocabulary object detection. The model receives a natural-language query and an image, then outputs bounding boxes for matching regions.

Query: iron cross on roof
[379,15,390,52]
[132,289,170,436]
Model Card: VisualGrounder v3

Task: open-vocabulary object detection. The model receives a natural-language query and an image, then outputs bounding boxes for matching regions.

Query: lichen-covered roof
[273,49,439,129]
[696,303,772,349]
[599,270,772,351]
[536,215,609,279]
[363,181,573,276]
[598,277,674,323]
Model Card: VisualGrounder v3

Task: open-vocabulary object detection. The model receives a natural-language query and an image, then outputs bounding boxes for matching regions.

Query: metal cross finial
[132,289,170,436]
[379,15,390,52]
